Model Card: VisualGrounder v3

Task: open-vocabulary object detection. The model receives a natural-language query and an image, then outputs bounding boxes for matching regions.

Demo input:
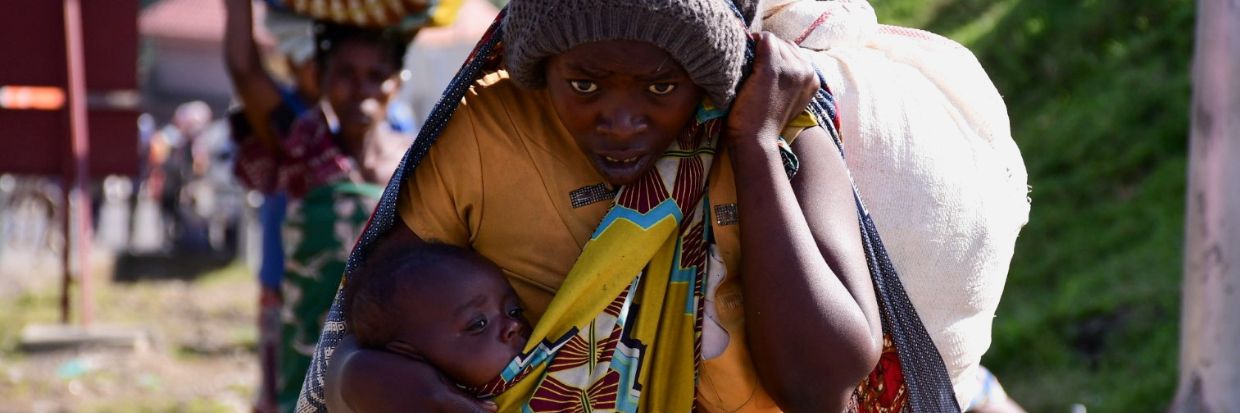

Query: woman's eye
[648,83,676,95]
[569,80,598,93]
[507,307,524,318]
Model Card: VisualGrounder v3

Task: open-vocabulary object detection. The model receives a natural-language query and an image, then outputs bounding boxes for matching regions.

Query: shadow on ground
[112,251,238,283]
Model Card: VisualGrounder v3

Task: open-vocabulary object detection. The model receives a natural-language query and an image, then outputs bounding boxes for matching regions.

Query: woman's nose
[597,108,648,139]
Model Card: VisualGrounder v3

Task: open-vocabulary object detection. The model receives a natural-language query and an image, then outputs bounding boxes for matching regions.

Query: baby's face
[395,257,531,388]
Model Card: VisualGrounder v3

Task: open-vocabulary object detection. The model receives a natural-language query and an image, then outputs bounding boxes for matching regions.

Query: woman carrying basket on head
[229,17,419,413]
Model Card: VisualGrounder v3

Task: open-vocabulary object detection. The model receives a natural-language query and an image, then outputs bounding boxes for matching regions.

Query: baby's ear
[385,341,425,361]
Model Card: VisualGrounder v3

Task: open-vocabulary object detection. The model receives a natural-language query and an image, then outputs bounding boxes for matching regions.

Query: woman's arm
[222,0,285,151]
[323,224,497,413]
[326,335,497,413]
[725,33,882,412]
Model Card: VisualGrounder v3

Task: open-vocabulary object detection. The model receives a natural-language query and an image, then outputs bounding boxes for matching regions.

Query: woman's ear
[385,340,425,361]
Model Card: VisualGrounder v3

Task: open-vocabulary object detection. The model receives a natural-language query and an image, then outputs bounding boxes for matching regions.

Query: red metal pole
[62,0,93,327]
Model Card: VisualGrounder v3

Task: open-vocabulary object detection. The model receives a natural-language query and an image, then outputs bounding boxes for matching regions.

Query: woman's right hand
[327,335,498,413]
[724,32,819,151]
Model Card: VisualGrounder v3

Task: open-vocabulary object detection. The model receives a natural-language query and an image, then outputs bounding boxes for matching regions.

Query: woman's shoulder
[464,70,538,104]
[448,70,578,160]
[472,70,516,93]
[461,70,556,127]
[415,69,575,174]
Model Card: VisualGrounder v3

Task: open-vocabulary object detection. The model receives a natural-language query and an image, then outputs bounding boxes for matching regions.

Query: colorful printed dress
[235,107,401,413]
[278,180,381,413]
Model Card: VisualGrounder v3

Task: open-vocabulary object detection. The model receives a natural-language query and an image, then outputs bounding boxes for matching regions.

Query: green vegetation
[0,289,61,355]
[872,0,1195,411]
[88,398,241,413]
[0,261,257,411]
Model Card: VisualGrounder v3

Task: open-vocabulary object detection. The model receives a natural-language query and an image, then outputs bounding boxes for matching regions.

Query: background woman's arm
[222,0,284,150]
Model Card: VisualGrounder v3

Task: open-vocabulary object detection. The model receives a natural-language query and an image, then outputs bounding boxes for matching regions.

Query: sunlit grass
[0,258,258,411]
[0,289,61,355]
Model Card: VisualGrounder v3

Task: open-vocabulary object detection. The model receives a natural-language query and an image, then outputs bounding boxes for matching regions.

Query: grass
[870,0,1195,411]
[86,398,240,413]
[0,260,257,412]
[0,288,62,355]
[0,260,252,356]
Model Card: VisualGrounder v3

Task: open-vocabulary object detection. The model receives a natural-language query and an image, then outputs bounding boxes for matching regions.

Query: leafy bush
[872,0,1195,411]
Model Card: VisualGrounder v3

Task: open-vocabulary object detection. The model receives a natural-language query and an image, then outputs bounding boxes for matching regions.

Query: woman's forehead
[327,42,392,71]
[553,40,685,77]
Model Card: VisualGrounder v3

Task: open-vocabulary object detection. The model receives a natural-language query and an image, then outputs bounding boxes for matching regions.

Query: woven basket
[265,0,462,28]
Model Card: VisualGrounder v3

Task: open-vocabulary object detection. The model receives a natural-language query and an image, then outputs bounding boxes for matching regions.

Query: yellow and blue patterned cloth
[475,105,725,412]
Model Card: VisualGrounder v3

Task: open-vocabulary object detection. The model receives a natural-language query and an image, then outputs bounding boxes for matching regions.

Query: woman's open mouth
[597,152,647,171]
[594,151,655,185]
[603,155,639,163]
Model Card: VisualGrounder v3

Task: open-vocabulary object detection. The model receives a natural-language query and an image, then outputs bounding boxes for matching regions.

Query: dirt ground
[0,251,262,413]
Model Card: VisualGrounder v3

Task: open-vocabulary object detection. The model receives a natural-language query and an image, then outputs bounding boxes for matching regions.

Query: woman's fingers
[726,31,819,143]
[770,33,818,105]
[430,362,499,413]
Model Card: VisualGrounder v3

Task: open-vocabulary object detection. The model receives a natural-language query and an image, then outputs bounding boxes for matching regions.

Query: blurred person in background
[187,117,244,255]
[227,7,414,410]
[223,1,321,410]
[145,101,213,250]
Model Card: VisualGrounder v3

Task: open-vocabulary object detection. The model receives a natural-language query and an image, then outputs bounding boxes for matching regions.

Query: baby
[346,243,531,392]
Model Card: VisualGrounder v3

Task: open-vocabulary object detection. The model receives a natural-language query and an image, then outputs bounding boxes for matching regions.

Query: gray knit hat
[503,0,757,107]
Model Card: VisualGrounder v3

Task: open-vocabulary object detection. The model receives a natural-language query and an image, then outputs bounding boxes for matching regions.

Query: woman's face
[546,40,704,186]
[322,40,400,144]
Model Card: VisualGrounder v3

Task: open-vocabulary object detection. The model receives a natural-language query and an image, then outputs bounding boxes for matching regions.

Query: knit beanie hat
[503,0,757,107]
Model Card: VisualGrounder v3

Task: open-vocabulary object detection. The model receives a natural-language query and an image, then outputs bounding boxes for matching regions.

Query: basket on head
[264,0,463,30]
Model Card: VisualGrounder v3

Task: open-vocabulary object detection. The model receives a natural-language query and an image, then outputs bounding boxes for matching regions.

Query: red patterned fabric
[234,108,355,199]
[852,334,910,413]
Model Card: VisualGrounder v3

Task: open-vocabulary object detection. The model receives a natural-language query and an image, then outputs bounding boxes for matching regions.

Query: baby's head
[347,243,530,388]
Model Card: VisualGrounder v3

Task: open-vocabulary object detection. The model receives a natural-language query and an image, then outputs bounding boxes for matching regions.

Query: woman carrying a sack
[297,0,1028,411]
